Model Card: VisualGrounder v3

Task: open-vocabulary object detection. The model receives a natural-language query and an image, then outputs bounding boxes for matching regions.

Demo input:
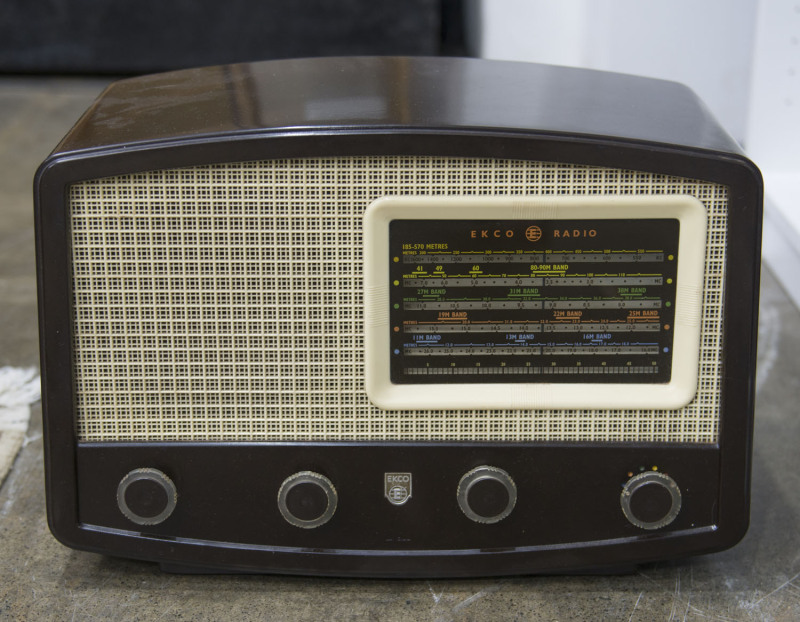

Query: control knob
[278,471,338,528]
[117,468,177,526]
[620,471,681,530]
[457,465,517,524]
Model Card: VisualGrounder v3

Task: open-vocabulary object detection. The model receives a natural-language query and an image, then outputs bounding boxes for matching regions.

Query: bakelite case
[34,57,762,577]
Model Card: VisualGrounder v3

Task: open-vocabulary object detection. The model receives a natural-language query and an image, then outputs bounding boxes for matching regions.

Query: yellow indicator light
[652,466,659,471]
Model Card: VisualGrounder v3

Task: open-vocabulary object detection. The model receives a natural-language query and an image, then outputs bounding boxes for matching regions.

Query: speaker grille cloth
[68,157,727,443]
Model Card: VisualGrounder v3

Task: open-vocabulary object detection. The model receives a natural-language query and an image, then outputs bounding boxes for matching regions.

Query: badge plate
[384,473,412,506]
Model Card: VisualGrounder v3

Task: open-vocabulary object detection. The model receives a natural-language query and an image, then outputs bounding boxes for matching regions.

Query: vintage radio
[35,56,762,577]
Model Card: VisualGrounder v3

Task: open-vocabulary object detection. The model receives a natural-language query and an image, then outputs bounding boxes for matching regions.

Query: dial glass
[389,218,679,385]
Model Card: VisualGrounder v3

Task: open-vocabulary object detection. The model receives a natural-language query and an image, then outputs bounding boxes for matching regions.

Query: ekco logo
[384,473,412,506]
[525,225,543,242]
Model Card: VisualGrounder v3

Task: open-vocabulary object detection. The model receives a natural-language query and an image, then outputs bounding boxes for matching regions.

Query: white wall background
[470,0,800,304]
[473,0,758,143]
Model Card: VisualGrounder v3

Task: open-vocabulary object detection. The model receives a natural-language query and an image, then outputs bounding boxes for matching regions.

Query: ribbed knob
[117,468,177,526]
[277,471,337,529]
[457,465,517,524]
[620,471,681,530]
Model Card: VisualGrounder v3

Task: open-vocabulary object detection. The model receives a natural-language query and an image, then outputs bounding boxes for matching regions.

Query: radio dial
[620,471,681,530]
[457,466,517,524]
[278,471,337,529]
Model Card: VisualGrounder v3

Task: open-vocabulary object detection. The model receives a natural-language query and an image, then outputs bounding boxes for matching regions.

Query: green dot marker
[666,301,672,307]
[393,303,400,309]
[393,280,399,286]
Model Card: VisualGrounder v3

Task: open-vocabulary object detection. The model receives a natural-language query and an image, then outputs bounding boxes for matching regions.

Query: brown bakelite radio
[35,57,762,577]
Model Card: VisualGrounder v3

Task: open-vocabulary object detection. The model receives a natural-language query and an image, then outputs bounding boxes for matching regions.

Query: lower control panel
[77,442,720,556]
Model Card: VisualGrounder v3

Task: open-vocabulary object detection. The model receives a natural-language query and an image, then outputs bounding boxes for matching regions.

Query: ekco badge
[384,473,412,506]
